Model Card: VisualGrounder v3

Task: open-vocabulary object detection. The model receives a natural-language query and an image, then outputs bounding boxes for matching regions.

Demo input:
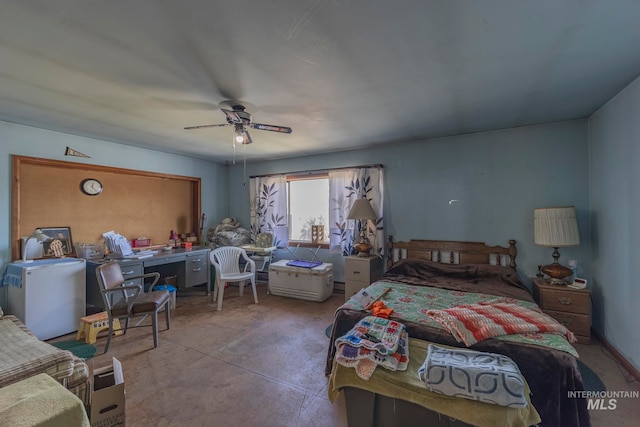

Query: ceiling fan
[184,104,292,145]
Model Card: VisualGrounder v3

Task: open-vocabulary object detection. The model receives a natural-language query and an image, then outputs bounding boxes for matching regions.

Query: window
[287,174,329,244]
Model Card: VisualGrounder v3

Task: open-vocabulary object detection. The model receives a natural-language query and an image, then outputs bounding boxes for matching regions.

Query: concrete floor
[75,283,639,427]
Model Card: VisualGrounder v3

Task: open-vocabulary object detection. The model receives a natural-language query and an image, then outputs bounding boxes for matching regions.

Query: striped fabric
[0,315,89,403]
[426,302,576,346]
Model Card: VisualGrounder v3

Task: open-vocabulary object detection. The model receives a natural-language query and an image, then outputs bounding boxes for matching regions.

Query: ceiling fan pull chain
[243,144,247,186]
[232,138,237,165]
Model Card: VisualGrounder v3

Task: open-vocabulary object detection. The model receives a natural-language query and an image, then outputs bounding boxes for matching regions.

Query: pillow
[418,344,527,408]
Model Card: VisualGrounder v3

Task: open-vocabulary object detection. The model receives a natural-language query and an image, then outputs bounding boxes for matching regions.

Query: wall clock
[80,178,103,196]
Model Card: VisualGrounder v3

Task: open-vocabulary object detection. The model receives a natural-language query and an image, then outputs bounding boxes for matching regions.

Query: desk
[85,247,210,313]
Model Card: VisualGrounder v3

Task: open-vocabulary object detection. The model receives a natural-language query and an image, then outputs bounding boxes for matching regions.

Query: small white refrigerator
[6,258,86,340]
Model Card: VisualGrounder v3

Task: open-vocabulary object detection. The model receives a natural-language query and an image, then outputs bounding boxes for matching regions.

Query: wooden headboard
[386,236,517,269]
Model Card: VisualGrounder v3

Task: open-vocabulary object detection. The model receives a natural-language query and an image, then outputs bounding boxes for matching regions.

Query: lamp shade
[534,206,580,247]
[347,198,377,220]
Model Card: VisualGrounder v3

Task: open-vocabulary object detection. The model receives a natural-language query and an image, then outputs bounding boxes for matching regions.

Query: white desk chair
[210,246,258,311]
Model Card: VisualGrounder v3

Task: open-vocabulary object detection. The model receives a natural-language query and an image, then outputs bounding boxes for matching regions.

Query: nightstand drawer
[540,289,590,314]
[345,256,383,281]
[345,261,372,282]
[344,256,383,302]
[544,309,591,337]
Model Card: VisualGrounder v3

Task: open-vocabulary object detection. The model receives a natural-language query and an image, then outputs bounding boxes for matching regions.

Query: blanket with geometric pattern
[418,344,528,408]
[426,302,577,346]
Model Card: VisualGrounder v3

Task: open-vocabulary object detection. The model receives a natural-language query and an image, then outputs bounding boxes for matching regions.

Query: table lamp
[20,229,49,263]
[347,197,377,257]
[534,206,580,285]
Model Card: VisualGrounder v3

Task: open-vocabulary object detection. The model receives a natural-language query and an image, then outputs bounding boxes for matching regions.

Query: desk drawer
[119,262,143,287]
[186,253,208,287]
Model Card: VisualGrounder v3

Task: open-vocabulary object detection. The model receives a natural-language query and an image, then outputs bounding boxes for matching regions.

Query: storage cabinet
[532,277,591,344]
[344,256,384,302]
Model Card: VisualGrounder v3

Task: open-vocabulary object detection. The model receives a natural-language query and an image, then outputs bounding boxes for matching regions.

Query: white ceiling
[1,0,639,162]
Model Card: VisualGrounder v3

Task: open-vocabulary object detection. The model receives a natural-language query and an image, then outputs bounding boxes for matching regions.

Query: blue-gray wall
[228,120,591,288]
[589,75,640,372]
[0,121,228,305]
[4,91,639,374]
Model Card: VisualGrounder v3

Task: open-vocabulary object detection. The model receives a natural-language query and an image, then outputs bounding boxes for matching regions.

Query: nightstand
[532,277,591,344]
[344,256,383,301]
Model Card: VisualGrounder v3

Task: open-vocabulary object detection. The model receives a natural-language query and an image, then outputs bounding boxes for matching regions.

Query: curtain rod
[249,163,383,179]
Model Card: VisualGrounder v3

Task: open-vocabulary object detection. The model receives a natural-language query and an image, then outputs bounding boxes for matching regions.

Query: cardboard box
[90,357,125,427]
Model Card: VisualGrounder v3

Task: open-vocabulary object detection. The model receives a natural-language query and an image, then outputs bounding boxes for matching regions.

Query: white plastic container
[75,243,105,260]
[268,260,334,302]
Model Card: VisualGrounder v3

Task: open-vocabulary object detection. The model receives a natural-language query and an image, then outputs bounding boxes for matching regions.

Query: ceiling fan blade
[250,123,293,134]
[184,123,231,130]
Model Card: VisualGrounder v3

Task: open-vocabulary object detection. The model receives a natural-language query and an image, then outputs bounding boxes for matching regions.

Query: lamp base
[541,262,572,285]
[353,241,372,257]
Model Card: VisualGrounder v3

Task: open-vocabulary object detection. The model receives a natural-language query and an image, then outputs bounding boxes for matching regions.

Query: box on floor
[89,357,125,427]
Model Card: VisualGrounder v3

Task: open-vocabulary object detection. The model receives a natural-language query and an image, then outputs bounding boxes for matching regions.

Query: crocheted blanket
[426,302,577,346]
[335,316,409,379]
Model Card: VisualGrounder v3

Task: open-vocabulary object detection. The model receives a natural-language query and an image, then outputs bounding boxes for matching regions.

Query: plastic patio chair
[209,246,258,311]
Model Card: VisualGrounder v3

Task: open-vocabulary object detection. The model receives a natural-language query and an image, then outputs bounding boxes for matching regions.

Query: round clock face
[81,178,103,196]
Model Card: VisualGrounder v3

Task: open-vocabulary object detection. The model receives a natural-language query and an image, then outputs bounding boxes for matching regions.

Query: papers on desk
[102,231,158,259]
[123,250,157,259]
[103,231,132,257]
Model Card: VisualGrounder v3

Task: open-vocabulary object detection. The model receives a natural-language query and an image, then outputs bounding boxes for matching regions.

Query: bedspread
[326,259,590,427]
[329,338,541,427]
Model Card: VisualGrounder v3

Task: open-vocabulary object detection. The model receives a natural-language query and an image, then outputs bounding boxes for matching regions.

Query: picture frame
[39,227,74,257]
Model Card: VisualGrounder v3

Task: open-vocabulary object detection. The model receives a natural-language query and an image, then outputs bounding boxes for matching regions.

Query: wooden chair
[210,246,257,311]
[95,262,171,353]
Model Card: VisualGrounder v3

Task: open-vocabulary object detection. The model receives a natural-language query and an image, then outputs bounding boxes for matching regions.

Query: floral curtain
[329,167,384,256]
[249,175,288,247]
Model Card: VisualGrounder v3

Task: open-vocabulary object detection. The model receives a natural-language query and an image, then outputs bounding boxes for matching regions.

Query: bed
[326,238,590,427]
